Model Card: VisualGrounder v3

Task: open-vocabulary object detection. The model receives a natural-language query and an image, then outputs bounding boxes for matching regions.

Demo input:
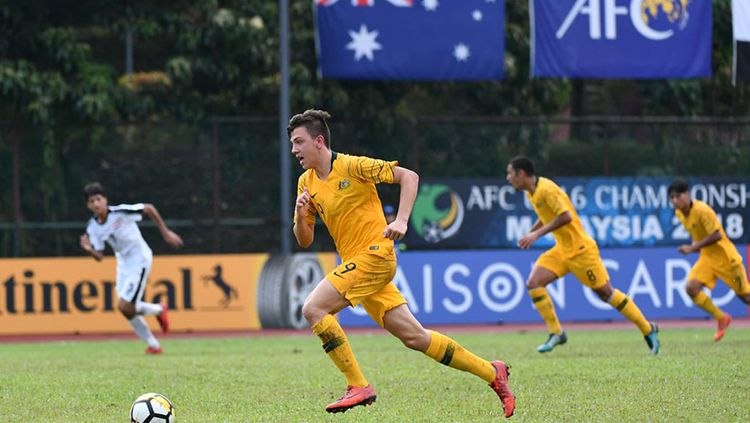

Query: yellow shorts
[689,256,750,295]
[326,246,406,327]
[536,245,609,289]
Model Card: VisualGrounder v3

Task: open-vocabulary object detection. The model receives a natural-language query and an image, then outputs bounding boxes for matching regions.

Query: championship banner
[315,0,505,80]
[338,246,750,326]
[530,0,712,78]
[404,177,750,249]
[0,253,338,335]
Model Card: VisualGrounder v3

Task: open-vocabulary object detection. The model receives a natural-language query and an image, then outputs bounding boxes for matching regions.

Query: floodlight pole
[279,0,291,254]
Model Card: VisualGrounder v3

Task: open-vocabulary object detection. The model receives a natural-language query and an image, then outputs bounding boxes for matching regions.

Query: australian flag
[315,0,505,80]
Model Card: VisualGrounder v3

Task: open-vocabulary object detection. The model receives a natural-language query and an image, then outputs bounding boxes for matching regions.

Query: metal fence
[2,116,750,257]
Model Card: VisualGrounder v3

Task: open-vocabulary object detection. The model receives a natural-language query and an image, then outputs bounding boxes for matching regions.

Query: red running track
[1,317,748,344]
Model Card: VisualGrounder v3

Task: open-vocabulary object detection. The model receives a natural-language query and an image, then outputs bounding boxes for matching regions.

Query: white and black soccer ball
[130,392,175,423]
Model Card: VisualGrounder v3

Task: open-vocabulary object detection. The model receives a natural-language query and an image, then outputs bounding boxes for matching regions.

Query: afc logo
[557,0,690,41]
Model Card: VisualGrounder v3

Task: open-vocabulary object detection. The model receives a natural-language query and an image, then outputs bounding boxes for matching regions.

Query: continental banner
[0,253,337,335]
[531,0,712,78]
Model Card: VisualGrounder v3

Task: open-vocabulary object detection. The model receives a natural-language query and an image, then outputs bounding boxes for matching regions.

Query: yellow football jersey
[295,152,397,261]
[675,200,742,264]
[527,177,596,256]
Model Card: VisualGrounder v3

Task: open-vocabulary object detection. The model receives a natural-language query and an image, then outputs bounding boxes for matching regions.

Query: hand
[678,244,694,255]
[79,233,93,251]
[518,231,539,249]
[383,219,407,241]
[163,230,184,248]
[296,188,312,214]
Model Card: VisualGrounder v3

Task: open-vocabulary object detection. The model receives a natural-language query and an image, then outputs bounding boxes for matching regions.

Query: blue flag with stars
[315,0,505,80]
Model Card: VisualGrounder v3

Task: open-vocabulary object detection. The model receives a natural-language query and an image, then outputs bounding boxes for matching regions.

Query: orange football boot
[156,303,169,334]
[145,346,163,354]
[489,361,515,418]
[714,313,732,342]
[325,384,377,413]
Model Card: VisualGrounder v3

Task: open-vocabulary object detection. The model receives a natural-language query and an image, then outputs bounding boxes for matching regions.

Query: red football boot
[489,361,515,418]
[325,384,377,413]
[156,303,169,334]
[714,313,732,342]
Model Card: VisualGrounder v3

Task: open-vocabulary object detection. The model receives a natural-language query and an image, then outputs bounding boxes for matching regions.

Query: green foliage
[0,0,747,125]
[2,1,750,256]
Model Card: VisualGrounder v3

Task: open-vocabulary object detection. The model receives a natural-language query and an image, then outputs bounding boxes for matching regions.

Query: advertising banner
[530,0,712,78]
[338,246,750,327]
[405,177,750,249]
[1,254,268,335]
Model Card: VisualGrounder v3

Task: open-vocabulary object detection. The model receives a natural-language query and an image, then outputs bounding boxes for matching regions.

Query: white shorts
[117,261,152,303]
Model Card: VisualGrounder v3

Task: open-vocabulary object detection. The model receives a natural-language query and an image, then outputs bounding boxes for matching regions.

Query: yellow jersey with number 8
[527,177,596,257]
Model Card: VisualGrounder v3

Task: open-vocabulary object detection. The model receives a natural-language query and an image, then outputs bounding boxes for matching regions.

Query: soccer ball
[130,392,175,423]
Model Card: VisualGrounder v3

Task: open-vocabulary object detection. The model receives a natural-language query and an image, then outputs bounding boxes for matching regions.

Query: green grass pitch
[1,327,748,421]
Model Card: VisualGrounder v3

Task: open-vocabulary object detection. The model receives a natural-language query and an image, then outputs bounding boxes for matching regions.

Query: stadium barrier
[339,246,750,327]
[2,247,747,334]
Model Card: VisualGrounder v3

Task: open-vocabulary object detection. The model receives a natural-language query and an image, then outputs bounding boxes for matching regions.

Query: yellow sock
[529,287,562,334]
[311,315,368,387]
[424,330,496,383]
[608,289,651,335]
[692,291,725,320]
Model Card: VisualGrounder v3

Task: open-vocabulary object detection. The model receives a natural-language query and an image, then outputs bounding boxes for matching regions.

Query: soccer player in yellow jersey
[506,156,660,354]
[289,109,515,418]
[668,179,750,341]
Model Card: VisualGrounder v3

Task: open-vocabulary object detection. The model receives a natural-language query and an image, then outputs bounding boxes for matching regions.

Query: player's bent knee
[399,330,430,351]
[118,301,135,319]
[594,286,613,302]
[301,301,324,325]
[685,282,701,297]
[526,279,542,290]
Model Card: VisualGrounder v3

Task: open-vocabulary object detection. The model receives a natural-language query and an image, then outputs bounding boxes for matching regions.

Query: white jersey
[86,203,153,266]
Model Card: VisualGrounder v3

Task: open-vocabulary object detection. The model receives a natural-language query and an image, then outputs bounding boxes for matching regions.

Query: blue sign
[337,247,749,327]
[405,177,750,249]
[531,0,712,78]
[315,0,505,80]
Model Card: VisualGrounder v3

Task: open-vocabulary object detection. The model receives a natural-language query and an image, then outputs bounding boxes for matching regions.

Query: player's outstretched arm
[518,212,572,249]
[678,229,721,254]
[143,203,184,248]
[384,166,419,241]
[294,188,315,248]
[79,233,104,261]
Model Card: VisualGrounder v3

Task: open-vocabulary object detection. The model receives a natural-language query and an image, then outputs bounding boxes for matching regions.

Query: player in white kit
[79,182,183,354]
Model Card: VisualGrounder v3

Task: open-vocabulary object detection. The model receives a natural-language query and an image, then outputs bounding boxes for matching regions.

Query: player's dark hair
[667,179,689,195]
[287,109,332,148]
[84,182,106,200]
[509,155,535,176]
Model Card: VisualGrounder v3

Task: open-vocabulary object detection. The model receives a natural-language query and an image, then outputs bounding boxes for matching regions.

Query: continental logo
[639,1,690,33]
[0,266,239,315]
[411,184,465,244]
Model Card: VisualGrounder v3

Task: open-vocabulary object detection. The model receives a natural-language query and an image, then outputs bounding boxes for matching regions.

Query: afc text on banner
[405,177,750,249]
[531,0,711,78]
